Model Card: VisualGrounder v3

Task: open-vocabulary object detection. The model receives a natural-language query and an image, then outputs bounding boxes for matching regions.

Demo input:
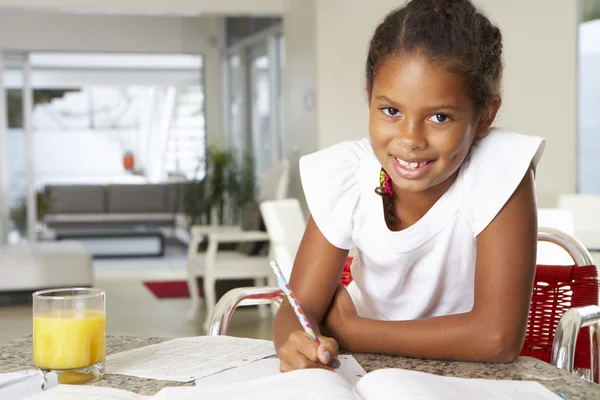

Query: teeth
[396,158,428,170]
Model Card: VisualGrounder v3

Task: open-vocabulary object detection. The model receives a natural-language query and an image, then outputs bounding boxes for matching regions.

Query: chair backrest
[558,193,600,250]
[259,198,306,280]
[521,227,599,370]
[537,208,575,265]
[258,159,290,202]
[538,208,574,235]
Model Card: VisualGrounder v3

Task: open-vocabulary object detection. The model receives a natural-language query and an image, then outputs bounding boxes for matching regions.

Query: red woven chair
[523,227,600,383]
[339,229,600,381]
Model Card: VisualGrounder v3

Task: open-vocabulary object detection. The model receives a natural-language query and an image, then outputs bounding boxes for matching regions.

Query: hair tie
[374,168,393,197]
[375,168,398,226]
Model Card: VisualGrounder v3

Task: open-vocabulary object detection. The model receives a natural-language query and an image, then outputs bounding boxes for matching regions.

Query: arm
[273,216,349,369]
[326,169,537,362]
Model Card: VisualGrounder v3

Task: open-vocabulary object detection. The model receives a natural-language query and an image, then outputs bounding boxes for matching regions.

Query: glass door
[249,42,272,179]
[223,26,285,185]
[1,52,36,244]
[226,53,249,156]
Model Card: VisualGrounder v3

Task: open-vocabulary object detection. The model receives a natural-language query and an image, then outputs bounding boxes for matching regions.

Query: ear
[475,97,502,139]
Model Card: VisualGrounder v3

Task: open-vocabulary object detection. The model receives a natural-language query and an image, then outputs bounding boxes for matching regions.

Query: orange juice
[33,310,105,370]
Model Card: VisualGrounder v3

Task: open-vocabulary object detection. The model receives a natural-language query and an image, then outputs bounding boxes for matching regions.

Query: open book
[195,355,367,387]
[25,385,148,400]
[155,367,559,400]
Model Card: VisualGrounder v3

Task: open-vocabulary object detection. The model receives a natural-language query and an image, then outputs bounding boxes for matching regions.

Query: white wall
[0,9,223,146]
[283,0,318,205]
[310,0,578,207]
[476,0,578,207]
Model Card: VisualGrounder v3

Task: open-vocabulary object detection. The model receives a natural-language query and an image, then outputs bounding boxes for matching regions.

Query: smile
[392,156,435,180]
[395,158,430,170]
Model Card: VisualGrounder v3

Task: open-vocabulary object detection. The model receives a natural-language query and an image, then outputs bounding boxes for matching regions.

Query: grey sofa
[43,182,186,232]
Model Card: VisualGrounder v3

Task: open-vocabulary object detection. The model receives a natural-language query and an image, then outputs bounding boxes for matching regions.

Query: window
[578,1,600,192]
[5,52,205,190]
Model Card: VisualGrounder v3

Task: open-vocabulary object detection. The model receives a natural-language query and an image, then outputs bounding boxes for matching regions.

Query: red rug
[144,257,355,299]
[143,280,203,299]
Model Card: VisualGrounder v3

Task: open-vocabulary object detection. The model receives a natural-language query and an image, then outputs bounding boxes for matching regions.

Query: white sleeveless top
[299,128,545,321]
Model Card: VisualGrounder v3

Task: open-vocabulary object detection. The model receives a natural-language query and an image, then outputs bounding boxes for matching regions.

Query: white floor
[0,245,273,345]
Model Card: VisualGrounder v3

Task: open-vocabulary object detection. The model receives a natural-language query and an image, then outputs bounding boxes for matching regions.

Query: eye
[428,113,451,123]
[382,107,401,117]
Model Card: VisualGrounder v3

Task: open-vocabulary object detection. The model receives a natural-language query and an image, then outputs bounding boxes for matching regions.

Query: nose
[395,122,427,152]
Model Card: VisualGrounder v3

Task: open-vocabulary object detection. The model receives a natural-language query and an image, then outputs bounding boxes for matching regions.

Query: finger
[290,334,321,363]
[279,360,291,373]
[285,350,335,372]
[317,336,339,365]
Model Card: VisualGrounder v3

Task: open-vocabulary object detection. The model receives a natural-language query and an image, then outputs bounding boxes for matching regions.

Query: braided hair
[366,0,503,112]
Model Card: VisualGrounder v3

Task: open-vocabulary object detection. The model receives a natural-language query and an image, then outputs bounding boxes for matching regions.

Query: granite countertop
[1,335,599,399]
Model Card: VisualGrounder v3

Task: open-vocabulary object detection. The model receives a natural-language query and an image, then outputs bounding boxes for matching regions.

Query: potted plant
[9,186,54,238]
[183,146,255,227]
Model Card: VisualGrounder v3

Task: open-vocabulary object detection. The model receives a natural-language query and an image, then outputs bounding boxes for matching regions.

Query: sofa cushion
[107,184,167,213]
[51,185,106,214]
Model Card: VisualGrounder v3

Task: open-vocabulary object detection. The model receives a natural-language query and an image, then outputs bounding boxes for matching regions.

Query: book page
[0,370,58,399]
[157,368,357,400]
[196,355,367,387]
[106,336,276,382]
[25,384,148,399]
[355,368,559,400]
[0,371,41,386]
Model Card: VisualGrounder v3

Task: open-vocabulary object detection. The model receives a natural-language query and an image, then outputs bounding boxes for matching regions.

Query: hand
[323,284,359,349]
[277,330,340,372]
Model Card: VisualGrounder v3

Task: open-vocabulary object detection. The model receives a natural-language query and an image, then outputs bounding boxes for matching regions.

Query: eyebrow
[375,95,461,112]
[429,104,461,112]
[376,95,399,105]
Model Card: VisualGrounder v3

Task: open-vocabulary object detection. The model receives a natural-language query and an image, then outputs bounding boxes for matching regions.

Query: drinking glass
[32,288,106,384]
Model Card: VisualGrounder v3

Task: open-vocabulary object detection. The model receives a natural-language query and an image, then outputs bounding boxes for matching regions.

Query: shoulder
[300,138,374,198]
[467,128,545,171]
[299,138,373,249]
[300,138,372,171]
[461,128,545,236]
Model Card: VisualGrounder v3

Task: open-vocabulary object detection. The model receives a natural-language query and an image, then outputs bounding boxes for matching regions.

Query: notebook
[195,355,366,387]
[155,367,560,400]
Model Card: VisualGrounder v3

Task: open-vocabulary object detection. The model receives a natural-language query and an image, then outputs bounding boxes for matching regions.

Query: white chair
[207,198,307,334]
[558,194,600,251]
[537,208,575,265]
[257,159,290,205]
[259,198,307,280]
[186,159,290,329]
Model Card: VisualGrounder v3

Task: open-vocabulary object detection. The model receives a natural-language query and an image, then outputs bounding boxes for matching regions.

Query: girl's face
[368,55,493,195]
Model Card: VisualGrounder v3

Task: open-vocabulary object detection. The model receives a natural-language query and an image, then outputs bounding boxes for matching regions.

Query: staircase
[162,87,206,180]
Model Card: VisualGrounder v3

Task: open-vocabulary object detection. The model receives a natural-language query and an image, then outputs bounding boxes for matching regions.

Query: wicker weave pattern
[520,265,599,369]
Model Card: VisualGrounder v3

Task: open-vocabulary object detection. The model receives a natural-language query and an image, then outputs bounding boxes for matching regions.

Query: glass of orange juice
[32,288,106,384]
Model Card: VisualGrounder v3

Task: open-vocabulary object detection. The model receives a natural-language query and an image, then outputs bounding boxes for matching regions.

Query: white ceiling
[0,0,285,15]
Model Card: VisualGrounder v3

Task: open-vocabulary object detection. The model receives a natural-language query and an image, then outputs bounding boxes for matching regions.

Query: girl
[273,0,545,371]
